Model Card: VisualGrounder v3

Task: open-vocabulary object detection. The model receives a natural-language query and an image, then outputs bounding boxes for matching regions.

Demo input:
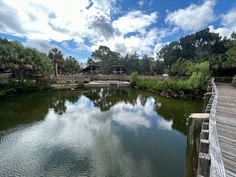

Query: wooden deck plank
[215,83,236,177]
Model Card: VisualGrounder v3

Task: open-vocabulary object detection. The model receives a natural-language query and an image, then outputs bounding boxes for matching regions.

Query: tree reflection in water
[0,88,202,177]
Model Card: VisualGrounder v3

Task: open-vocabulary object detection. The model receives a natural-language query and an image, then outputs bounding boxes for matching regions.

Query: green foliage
[209,54,227,73]
[157,41,181,69]
[130,71,139,87]
[232,75,236,84]
[170,58,193,76]
[158,28,225,71]
[137,71,208,95]
[5,81,50,95]
[49,49,80,76]
[88,46,165,75]
[137,79,187,92]
[186,72,205,89]
[0,38,53,79]
[90,46,121,74]
[48,48,64,76]
[189,61,210,75]
[62,56,80,74]
[0,73,8,80]
[75,80,84,88]
[86,28,232,77]
[225,33,236,68]
[150,60,165,74]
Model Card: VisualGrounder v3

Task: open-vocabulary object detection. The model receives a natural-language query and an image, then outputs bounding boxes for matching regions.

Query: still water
[0,88,202,177]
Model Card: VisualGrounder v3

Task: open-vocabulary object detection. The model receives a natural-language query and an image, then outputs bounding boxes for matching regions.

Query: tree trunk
[55,62,58,79]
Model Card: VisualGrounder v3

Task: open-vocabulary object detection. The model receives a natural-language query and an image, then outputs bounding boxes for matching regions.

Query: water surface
[0,88,202,177]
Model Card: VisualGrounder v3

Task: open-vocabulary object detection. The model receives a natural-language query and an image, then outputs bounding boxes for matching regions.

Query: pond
[0,88,202,177]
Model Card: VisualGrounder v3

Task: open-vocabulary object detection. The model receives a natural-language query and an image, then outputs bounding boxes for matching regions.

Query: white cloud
[0,0,120,42]
[209,9,236,37]
[0,0,168,59]
[91,28,159,57]
[165,0,215,31]
[111,98,155,129]
[153,43,163,59]
[113,11,158,34]
[0,0,91,41]
[222,9,236,28]
[157,118,173,130]
[24,39,53,53]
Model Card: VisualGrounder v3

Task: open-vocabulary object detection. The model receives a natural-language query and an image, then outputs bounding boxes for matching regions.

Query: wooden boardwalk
[216,83,236,176]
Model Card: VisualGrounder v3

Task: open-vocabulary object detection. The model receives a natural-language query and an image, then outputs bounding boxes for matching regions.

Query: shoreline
[0,81,204,100]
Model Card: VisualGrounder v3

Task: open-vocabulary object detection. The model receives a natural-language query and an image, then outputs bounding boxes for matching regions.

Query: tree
[62,56,80,74]
[209,33,236,76]
[150,60,165,75]
[158,41,181,70]
[48,48,64,78]
[139,55,154,74]
[159,28,225,70]
[90,46,121,74]
[180,28,225,61]
[209,54,227,75]
[122,52,140,73]
[225,32,236,68]
[0,38,53,79]
[170,58,193,76]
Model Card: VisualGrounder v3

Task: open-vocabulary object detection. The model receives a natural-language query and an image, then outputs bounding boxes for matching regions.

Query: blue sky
[0,0,236,63]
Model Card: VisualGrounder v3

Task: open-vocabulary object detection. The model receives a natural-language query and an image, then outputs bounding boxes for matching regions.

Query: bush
[186,72,205,89]
[75,80,84,88]
[130,71,139,87]
[5,81,50,95]
[136,71,208,98]
[232,75,236,84]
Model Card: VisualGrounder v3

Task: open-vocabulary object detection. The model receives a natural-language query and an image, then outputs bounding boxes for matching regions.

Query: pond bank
[1,77,205,100]
[132,76,206,99]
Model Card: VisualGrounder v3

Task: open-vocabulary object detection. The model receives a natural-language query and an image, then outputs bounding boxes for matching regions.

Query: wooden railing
[197,78,226,177]
[208,78,226,177]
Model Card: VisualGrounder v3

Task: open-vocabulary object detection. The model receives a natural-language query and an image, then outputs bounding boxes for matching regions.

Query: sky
[0,0,236,63]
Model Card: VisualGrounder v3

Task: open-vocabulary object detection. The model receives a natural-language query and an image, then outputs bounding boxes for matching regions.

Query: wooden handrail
[209,78,226,177]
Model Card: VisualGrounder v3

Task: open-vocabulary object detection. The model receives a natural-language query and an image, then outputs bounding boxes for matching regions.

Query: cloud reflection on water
[0,95,174,177]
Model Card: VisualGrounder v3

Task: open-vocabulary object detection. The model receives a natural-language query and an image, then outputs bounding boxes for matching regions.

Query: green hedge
[130,71,139,87]
[136,72,208,93]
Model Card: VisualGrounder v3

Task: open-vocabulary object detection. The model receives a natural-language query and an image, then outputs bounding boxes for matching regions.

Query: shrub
[76,80,84,88]
[5,81,50,94]
[136,70,208,97]
[130,71,139,87]
[186,72,205,89]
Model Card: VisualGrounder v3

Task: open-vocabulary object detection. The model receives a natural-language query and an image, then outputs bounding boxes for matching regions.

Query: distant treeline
[0,28,236,80]
[88,28,236,77]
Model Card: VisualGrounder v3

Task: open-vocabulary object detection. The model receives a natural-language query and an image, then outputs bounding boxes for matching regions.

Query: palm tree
[48,48,63,78]
[63,56,80,74]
